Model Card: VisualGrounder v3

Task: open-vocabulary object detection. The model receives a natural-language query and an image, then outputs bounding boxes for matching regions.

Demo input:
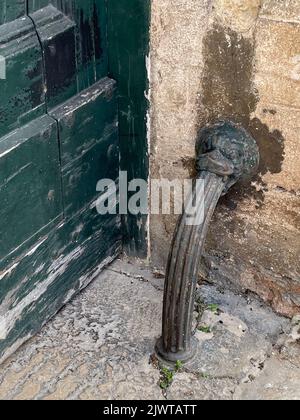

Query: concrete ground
[0,258,299,400]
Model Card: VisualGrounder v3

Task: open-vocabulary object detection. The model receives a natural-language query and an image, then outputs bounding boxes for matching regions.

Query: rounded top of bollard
[196,120,260,191]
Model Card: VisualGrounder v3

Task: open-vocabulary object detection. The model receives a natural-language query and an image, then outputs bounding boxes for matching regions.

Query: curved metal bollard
[155,121,260,365]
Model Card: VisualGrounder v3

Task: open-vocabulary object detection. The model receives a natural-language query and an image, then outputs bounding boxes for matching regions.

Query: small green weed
[159,367,174,390]
[198,325,211,334]
[206,304,219,314]
[159,360,183,390]
[175,360,183,372]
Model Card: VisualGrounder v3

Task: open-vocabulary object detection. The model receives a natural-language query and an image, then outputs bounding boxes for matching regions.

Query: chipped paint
[0,144,20,159]
[0,263,20,283]
[0,115,62,261]
[0,197,121,362]
[0,234,120,344]
[25,237,48,258]
[0,334,32,367]
[76,255,117,296]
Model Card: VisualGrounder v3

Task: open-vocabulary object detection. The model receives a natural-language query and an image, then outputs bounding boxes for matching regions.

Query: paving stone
[234,356,300,400]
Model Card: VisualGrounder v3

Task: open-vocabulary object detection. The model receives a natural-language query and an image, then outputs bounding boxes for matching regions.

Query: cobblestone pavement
[0,258,299,400]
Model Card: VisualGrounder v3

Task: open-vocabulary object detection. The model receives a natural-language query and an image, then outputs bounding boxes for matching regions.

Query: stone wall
[149,0,300,317]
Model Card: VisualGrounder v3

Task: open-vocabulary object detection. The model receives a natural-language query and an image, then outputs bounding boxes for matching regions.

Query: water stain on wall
[198,23,285,208]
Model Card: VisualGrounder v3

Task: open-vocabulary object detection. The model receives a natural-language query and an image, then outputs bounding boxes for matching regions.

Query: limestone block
[260,0,300,23]
[255,19,300,109]
[214,0,262,33]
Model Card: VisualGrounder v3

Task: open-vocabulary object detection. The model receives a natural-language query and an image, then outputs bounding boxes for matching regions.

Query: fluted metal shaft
[156,172,225,363]
[155,121,260,365]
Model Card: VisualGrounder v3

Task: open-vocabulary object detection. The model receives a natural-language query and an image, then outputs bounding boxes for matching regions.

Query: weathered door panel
[28,0,108,94]
[0,16,45,137]
[31,5,77,108]
[0,115,63,261]
[50,78,119,218]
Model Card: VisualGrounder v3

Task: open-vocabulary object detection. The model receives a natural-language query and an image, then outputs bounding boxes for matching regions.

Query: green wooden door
[0,1,121,363]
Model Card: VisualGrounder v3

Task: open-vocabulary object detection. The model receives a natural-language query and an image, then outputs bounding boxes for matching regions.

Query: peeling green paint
[0,205,121,363]
[0,115,62,261]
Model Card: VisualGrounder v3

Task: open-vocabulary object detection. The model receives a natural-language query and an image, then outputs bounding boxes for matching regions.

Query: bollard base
[155,337,198,367]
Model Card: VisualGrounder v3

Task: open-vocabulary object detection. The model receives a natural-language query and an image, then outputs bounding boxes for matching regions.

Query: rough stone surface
[150,0,213,270]
[214,0,262,33]
[149,0,300,317]
[0,259,299,400]
[255,18,300,109]
[234,357,300,400]
[260,0,300,23]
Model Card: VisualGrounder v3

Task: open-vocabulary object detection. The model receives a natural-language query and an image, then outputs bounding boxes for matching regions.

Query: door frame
[107,0,151,258]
